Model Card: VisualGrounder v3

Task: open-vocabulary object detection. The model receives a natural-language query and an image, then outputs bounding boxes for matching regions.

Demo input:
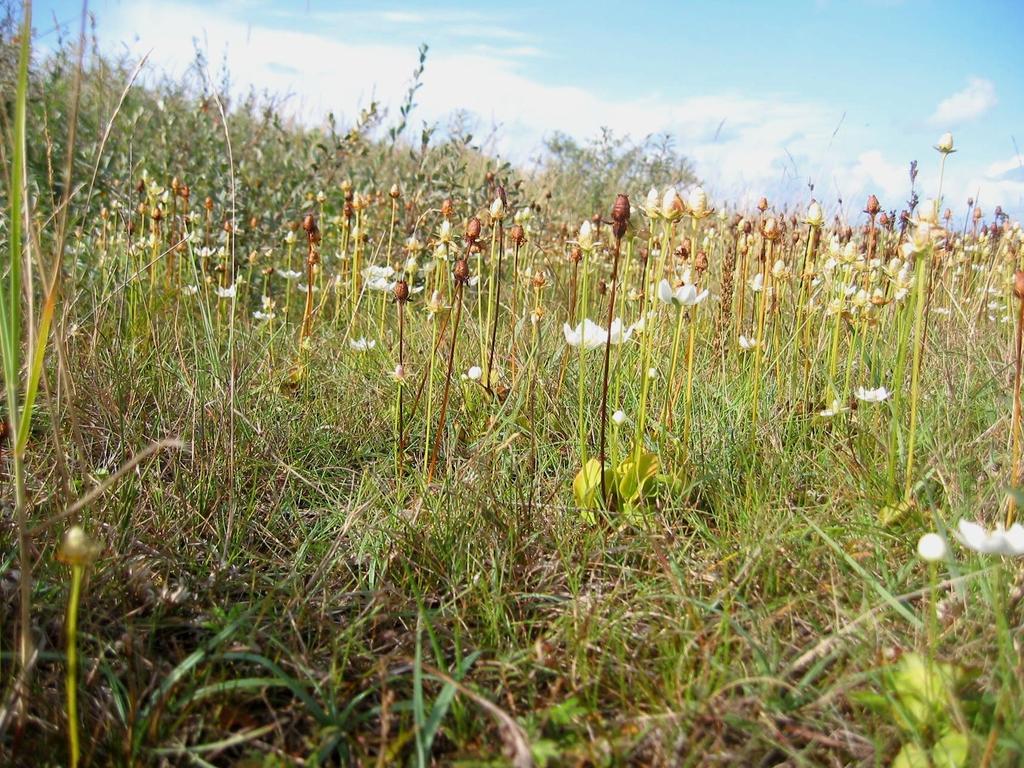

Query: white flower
[806,200,824,227]
[393,364,406,382]
[437,219,454,244]
[489,196,505,220]
[643,187,660,219]
[563,318,639,349]
[215,284,236,299]
[819,399,848,418]
[253,310,275,321]
[647,367,659,380]
[854,386,891,403]
[661,187,683,221]
[611,410,627,427]
[688,186,709,218]
[467,365,483,381]
[748,273,764,293]
[935,131,954,154]
[738,335,759,351]
[955,520,1024,556]
[350,337,376,352]
[577,220,595,251]
[656,279,709,308]
[362,264,395,280]
[284,231,297,245]
[917,532,948,562]
[181,285,199,296]
[276,269,302,280]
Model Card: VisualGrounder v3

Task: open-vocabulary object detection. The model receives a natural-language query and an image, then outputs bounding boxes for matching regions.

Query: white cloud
[89,2,1015,217]
[928,78,997,126]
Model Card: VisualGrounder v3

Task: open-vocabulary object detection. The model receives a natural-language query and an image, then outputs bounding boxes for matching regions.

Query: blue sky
[36,0,1024,217]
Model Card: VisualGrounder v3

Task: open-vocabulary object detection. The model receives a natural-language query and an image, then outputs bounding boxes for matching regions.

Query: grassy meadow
[2,4,1024,766]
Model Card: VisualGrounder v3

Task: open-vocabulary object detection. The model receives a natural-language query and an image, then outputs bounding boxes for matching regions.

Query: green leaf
[573,458,613,518]
[892,742,930,768]
[932,729,969,768]
[616,450,659,503]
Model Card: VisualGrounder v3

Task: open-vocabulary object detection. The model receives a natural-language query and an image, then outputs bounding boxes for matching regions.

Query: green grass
[2,6,1024,766]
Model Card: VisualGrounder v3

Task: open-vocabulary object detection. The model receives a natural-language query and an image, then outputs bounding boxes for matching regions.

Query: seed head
[394,279,410,303]
[757,197,769,213]
[465,216,482,245]
[180,184,190,200]
[611,193,630,240]
[454,258,471,284]
[204,196,214,211]
[865,194,881,216]
[389,183,401,199]
[510,223,526,246]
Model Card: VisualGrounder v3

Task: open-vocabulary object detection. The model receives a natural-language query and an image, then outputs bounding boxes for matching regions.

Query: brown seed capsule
[249,216,259,230]
[343,201,354,220]
[675,243,690,261]
[152,206,163,222]
[569,244,583,263]
[762,217,779,241]
[865,194,881,216]
[973,206,984,222]
[302,213,317,234]
[180,184,190,200]
[204,196,214,211]
[497,184,507,207]
[485,171,495,184]
[453,258,471,284]
[879,212,891,228]
[596,279,607,296]
[441,198,454,218]
[611,193,630,240]
[136,179,145,194]
[465,216,482,245]
[510,224,526,246]
[1014,270,1024,302]
[171,177,180,194]
[394,279,410,303]
[389,183,401,199]
[695,251,709,273]
[757,197,768,213]
[742,219,753,235]
[943,208,952,222]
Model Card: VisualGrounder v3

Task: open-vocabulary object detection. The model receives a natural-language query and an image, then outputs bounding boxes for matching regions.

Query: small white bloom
[276,269,302,281]
[215,284,236,299]
[181,285,199,296]
[656,278,709,308]
[748,273,764,293]
[917,532,948,562]
[738,335,759,351]
[489,197,505,221]
[935,131,954,154]
[854,386,891,403]
[467,365,483,381]
[806,200,824,227]
[647,367,659,380]
[955,520,1024,556]
[611,410,627,427]
[350,337,376,352]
